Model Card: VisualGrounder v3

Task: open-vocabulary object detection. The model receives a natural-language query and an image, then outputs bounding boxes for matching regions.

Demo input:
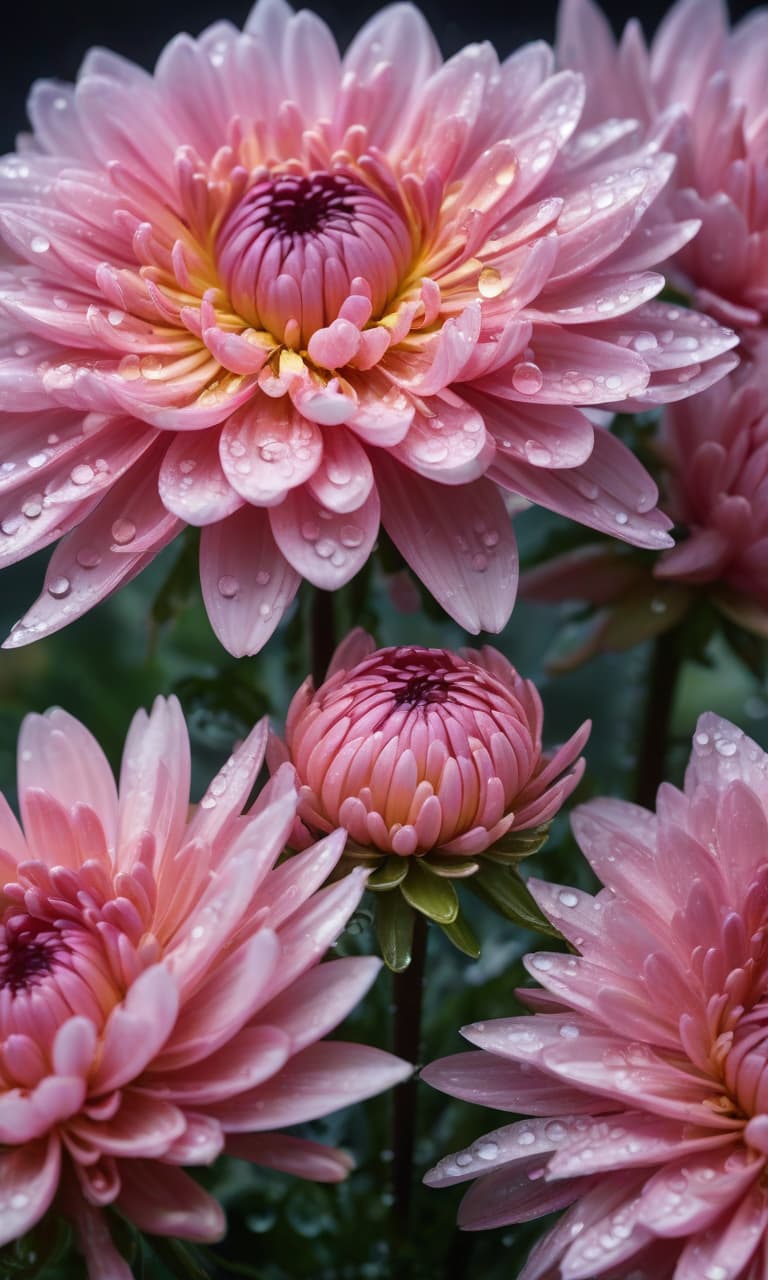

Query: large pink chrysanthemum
[0,0,738,655]
[424,714,768,1279]
[558,0,768,329]
[0,697,408,1278]
[268,628,589,858]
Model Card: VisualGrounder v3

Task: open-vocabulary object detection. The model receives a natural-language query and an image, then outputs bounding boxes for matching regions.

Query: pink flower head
[521,356,768,655]
[557,0,768,328]
[424,714,768,1279]
[268,629,589,858]
[0,697,408,1277]
[0,0,738,654]
[654,360,768,625]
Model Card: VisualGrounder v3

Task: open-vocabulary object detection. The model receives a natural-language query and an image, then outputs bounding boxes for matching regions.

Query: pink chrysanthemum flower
[557,0,768,329]
[268,629,589,858]
[654,361,768,627]
[0,0,738,655]
[521,357,768,655]
[424,714,768,1279]
[0,697,408,1277]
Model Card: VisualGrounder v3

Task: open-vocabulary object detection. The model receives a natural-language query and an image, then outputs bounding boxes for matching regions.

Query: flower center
[216,169,413,343]
[0,916,60,994]
[392,672,452,708]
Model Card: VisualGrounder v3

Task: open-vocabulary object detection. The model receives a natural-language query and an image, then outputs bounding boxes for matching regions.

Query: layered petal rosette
[268,629,589,859]
[558,0,768,328]
[425,715,768,1279]
[0,0,738,654]
[0,697,408,1277]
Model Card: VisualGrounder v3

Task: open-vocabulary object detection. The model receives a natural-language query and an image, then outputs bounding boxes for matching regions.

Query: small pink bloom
[558,0,768,328]
[0,697,408,1276]
[0,0,738,654]
[424,714,768,1279]
[268,629,589,858]
[655,360,768,620]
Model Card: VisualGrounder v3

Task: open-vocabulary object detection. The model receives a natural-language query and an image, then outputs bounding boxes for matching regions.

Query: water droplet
[111,518,136,545]
[614,511,629,526]
[255,569,272,586]
[340,524,364,548]
[532,955,553,971]
[48,575,71,599]
[30,235,50,253]
[495,163,517,187]
[21,499,43,519]
[715,739,737,757]
[26,452,48,470]
[524,439,552,465]
[10,1193,29,1210]
[512,362,544,395]
[478,267,504,298]
[471,552,488,573]
[71,463,95,486]
[476,1140,499,1160]
[76,546,101,569]
[14,341,31,357]
[558,890,579,908]
[516,1130,536,1146]
[455,1152,473,1168]
[218,575,239,598]
[302,521,320,543]
[559,1023,580,1038]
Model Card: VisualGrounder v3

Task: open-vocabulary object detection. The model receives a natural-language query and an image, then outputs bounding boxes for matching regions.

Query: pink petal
[117,695,190,868]
[3,451,182,650]
[490,424,674,550]
[393,394,495,484]
[220,401,323,504]
[306,427,375,514]
[199,505,300,657]
[18,709,119,846]
[92,965,179,1095]
[186,718,268,846]
[67,1092,186,1159]
[269,484,380,590]
[0,1135,61,1247]
[421,1050,602,1115]
[149,1025,291,1103]
[261,955,383,1053]
[376,458,518,633]
[227,1132,354,1182]
[116,1160,226,1241]
[158,428,243,525]
[211,1041,411,1131]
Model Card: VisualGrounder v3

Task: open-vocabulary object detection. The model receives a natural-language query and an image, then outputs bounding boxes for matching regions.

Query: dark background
[1,0,764,148]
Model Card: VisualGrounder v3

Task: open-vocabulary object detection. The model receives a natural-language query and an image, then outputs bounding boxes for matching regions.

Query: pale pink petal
[116,1161,226,1241]
[18,708,119,846]
[227,1132,354,1182]
[376,458,518,634]
[0,1135,61,1247]
[269,484,380,590]
[117,695,190,867]
[199,505,300,658]
[92,965,179,1095]
[260,955,383,1053]
[211,1041,411,1131]
[158,428,243,525]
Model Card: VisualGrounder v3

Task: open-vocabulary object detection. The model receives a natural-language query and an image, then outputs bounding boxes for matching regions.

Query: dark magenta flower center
[216,168,413,342]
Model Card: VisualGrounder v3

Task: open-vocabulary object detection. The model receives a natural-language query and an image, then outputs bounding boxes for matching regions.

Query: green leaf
[400,859,459,924]
[147,1237,211,1280]
[367,856,409,891]
[375,889,416,971]
[469,863,561,937]
[439,908,481,959]
[483,823,552,864]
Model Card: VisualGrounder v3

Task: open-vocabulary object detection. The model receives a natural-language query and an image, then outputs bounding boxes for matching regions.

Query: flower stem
[634,628,683,809]
[391,912,428,1245]
[310,588,336,686]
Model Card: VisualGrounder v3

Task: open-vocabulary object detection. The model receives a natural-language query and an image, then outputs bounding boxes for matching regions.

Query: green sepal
[468,862,561,938]
[482,823,552,864]
[367,856,409,891]
[400,859,459,924]
[375,889,416,971]
[422,854,479,878]
[439,908,481,959]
